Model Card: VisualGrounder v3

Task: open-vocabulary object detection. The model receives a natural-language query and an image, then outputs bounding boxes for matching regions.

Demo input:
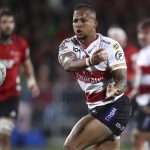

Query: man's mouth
[76,29,82,33]
[76,29,84,37]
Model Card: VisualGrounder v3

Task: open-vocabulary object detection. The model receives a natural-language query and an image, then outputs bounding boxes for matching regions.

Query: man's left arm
[112,68,127,94]
[105,68,127,100]
[22,58,40,97]
[105,40,127,99]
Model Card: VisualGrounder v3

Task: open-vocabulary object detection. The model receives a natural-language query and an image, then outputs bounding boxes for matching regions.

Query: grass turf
[14,147,131,150]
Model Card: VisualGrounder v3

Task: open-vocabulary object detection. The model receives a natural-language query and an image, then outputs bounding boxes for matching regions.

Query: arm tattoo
[112,69,127,94]
[59,52,88,72]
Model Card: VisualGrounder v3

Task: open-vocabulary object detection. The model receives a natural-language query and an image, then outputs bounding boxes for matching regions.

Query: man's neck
[79,33,97,48]
[0,34,12,44]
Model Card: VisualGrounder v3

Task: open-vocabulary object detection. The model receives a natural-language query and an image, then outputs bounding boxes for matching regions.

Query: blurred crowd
[0,0,149,147]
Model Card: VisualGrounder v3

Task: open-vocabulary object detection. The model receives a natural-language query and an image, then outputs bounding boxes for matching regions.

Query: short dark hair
[138,18,150,30]
[74,3,96,18]
[0,7,14,19]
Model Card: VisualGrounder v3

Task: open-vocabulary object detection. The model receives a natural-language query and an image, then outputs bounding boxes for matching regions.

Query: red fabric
[0,34,29,101]
[124,45,139,81]
[141,66,150,74]
[139,85,150,94]
[74,70,112,84]
[85,90,106,103]
[124,45,139,96]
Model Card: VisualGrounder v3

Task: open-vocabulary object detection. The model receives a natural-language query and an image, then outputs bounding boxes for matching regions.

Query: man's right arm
[59,50,108,72]
[59,52,88,72]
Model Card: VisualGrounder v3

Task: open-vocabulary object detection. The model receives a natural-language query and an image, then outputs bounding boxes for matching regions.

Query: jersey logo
[91,109,97,114]
[113,43,120,51]
[115,51,124,61]
[59,42,68,51]
[73,47,80,52]
[116,123,125,131]
[104,107,117,122]
[101,39,111,44]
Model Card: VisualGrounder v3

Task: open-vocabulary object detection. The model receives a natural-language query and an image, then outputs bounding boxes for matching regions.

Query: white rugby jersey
[58,33,127,109]
[136,44,150,106]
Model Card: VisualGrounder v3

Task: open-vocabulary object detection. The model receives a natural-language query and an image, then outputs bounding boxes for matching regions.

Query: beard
[0,30,13,39]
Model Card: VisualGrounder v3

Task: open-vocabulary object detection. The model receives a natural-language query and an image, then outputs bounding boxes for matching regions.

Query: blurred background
[0,0,149,149]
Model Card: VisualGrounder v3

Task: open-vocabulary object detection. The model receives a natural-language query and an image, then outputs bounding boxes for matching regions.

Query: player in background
[58,3,131,150]
[0,8,39,150]
[107,26,139,96]
[130,18,150,150]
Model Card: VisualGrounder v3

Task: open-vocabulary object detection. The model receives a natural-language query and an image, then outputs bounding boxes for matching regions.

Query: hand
[90,49,108,65]
[29,83,40,98]
[105,83,119,100]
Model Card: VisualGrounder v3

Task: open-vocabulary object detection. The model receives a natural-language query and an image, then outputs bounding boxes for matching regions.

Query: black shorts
[135,110,150,132]
[89,95,131,136]
[0,97,19,119]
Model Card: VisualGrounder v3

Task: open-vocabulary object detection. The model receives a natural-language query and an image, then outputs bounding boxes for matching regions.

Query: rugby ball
[0,61,6,85]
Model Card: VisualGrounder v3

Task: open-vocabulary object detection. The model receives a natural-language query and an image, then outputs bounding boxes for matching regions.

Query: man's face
[73,9,97,39]
[0,15,15,37]
[137,27,150,47]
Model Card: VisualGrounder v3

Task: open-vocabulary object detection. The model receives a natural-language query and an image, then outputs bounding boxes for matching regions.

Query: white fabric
[136,45,150,106]
[137,45,150,66]
[0,118,15,135]
[59,34,126,108]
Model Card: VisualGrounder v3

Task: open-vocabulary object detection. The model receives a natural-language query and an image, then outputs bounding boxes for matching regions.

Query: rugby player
[131,18,150,150]
[0,8,39,150]
[58,3,131,150]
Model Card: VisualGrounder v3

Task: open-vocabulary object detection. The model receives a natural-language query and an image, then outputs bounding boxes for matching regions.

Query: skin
[0,15,39,150]
[137,27,150,48]
[132,27,150,150]
[59,8,127,150]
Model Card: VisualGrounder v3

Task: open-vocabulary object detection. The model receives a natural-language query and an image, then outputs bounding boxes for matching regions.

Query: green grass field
[14,147,131,150]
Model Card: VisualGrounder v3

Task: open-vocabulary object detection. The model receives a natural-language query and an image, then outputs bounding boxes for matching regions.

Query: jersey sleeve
[20,38,30,63]
[58,38,76,55]
[108,41,127,71]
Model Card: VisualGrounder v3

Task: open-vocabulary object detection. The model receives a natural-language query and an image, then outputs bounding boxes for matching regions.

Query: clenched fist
[90,49,108,66]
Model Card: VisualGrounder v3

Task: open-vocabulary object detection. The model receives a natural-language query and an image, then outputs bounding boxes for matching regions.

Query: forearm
[63,58,88,72]
[24,64,35,80]
[112,68,127,95]
[22,59,37,87]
